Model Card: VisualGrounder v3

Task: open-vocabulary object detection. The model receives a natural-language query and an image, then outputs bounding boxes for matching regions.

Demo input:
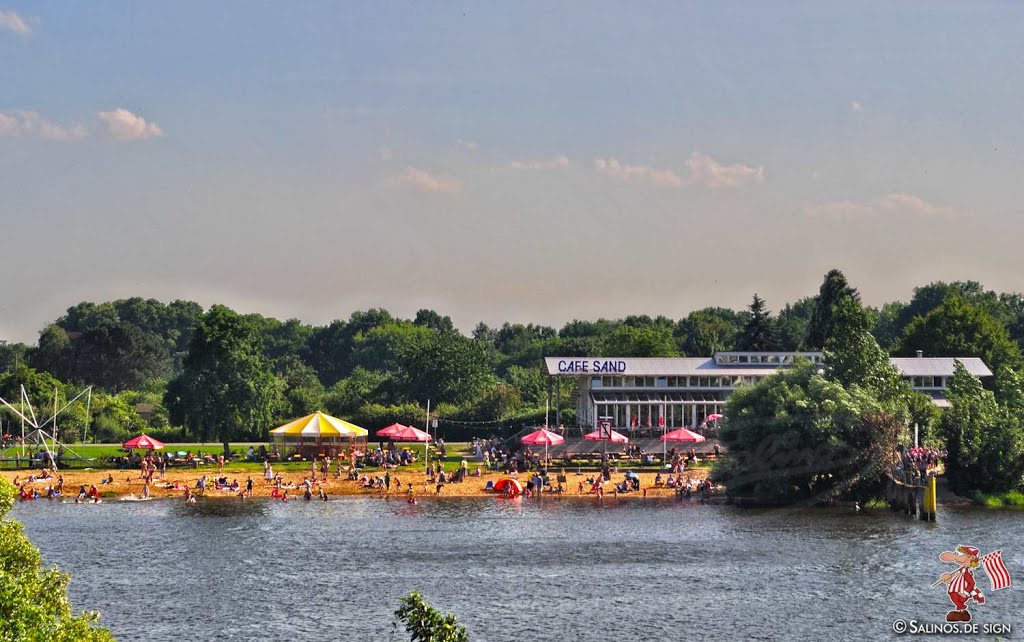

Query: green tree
[324,367,391,415]
[824,296,908,404]
[805,269,858,349]
[393,592,469,642]
[898,295,1022,371]
[395,332,492,405]
[414,309,456,334]
[871,301,909,352]
[0,341,29,373]
[0,478,115,641]
[939,361,1024,494]
[274,355,325,419]
[737,294,777,351]
[600,324,678,357]
[66,321,169,392]
[164,306,284,452]
[676,308,741,356]
[775,297,815,351]
[714,360,899,503]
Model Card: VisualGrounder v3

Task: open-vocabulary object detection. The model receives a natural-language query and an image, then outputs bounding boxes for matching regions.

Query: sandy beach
[2,467,710,501]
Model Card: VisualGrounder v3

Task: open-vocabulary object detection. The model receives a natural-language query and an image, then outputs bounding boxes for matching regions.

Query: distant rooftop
[545,353,993,378]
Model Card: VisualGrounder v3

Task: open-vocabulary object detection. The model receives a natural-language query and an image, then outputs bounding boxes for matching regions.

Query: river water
[12,497,1022,641]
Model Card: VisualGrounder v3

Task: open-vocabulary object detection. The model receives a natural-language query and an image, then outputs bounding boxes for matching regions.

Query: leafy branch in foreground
[393,592,469,642]
[0,478,114,642]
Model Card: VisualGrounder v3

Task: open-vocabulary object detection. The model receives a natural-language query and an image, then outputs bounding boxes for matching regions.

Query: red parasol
[583,429,629,443]
[122,434,166,450]
[521,428,565,465]
[376,423,410,438]
[660,428,706,443]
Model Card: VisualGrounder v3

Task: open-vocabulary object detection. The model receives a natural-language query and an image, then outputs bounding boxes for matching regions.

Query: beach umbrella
[493,478,523,496]
[582,429,629,443]
[660,428,706,443]
[122,434,166,450]
[521,428,565,465]
[377,424,431,464]
[706,413,724,422]
[376,423,409,438]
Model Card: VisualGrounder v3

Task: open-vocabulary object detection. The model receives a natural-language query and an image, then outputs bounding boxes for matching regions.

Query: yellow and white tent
[270,412,368,438]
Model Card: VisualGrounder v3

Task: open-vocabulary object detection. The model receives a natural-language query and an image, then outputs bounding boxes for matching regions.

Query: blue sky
[2,2,1024,342]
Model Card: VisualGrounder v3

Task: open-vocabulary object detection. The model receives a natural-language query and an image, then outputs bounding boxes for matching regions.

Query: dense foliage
[714,296,906,503]
[0,478,114,641]
[4,269,1024,493]
[393,592,469,642]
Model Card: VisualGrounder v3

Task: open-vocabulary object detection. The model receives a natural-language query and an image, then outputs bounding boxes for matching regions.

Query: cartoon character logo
[934,545,1012,622]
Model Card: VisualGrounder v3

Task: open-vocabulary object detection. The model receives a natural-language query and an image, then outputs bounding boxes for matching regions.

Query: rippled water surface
[13,497,1023,641]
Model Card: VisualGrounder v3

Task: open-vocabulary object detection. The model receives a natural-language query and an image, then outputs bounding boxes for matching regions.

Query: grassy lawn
[1,441,717,475]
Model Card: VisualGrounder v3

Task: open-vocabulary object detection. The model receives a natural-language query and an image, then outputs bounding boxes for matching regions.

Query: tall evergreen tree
[806,269,859,349]
[737,294,777,351]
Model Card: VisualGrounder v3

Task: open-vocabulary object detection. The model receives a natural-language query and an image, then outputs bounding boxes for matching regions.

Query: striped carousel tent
[269,412,368,459]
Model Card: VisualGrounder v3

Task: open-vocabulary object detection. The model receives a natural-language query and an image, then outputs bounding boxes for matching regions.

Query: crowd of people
[895,445,945,480]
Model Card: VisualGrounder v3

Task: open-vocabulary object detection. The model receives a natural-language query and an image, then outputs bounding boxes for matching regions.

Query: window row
[592,375,765,388]
[715,353,824,365]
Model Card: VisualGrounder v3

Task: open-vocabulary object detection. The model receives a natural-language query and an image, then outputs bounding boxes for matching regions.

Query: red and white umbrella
[583,429,629,443]
[376,423,410,438]
[377,424,431,464]
[660,428,706,443]
[706,413,724,422]
[521,428,565,464]
[122,434,166,450]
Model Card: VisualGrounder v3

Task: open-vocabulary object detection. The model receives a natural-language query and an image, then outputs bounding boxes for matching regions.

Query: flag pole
[424,399,431,474]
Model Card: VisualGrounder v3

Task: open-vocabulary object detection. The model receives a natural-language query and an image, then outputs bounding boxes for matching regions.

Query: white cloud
[803,193,953,219]
[851,101,864,113]
[686,153,764,189]
[97,108,163,141]
[0,10,31,36]
[456,138,478,151]
[508,155,570,171]
[593,157,683,187]
[0,110,87,141]
[394,166,461,193]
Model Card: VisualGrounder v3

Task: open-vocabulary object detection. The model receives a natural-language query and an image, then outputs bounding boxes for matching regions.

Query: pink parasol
[660,428,706,443]
[122,434,166,450]
[376,423,409,438]
[706,413,724,422]
[385,425,431,442]
[378,424,431,463]
[521,428,565,464]
[583,429,629,443]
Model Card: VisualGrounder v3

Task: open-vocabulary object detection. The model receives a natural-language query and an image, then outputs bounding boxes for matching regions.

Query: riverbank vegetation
[1,269,1023,498]
[0,478,113,641]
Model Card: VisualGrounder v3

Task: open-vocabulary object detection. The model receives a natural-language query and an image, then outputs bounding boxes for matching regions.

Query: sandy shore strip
[3,467,710,500]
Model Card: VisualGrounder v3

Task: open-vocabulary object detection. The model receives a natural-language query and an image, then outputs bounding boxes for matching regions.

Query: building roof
[544,357,783,377]
[889,357,992,378]
[545,355,993,378]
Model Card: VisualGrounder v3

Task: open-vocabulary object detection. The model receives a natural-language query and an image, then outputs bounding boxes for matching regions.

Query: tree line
[1,269,1022,496]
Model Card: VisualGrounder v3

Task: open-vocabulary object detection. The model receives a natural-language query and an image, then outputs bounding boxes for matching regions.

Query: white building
[544,352,992,433]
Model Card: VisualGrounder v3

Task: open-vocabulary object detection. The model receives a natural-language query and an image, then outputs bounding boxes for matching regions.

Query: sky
[3,2,1024,343]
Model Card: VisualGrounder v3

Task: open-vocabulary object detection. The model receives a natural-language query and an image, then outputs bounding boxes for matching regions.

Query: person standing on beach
[245,476,253,498]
